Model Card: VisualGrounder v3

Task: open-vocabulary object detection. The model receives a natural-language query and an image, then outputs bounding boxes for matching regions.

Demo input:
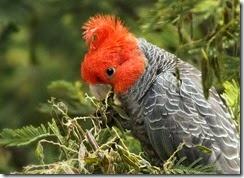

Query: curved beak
[89,84,112,101]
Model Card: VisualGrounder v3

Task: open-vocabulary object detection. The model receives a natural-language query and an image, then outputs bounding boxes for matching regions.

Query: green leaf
[84,156,100,164]
[112,105,131,121]
[98,128,112,145]
[117,145,140,172]
[0,124,51,147]
[201,48,213,99]
[221,79,240,121]
[48,118,66,145]
[35,142,44,163]
[187,157,203,169]
[112,118,126,139]
[191,0,219,16]
[171,157,216,174]
[174,156,187,167]
[195,145,212,154]
[211,57,222,83]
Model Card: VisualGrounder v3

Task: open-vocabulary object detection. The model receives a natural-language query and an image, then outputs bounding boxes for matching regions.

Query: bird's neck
[119,38,176,118]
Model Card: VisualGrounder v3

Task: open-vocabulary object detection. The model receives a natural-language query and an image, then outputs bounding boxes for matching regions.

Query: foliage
[0,2,157,170]
[221,79,240,131]
[39,80,94,116]
[141,0,240,98]
[0,0,240,174]
[0,94,217,174]
[0,125,51,147]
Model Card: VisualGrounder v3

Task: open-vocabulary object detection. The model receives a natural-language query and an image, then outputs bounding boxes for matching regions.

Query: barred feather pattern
[120,38,240,174]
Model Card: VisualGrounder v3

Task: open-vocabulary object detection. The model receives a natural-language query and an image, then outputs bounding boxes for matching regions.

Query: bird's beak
[89,84,112,101]
[89,84,122,106]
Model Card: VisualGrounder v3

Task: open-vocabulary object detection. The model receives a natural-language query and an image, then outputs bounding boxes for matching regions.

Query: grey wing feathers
[139,39,240,174]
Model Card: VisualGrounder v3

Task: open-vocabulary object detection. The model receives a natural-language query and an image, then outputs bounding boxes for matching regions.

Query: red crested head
[81,15,146,94]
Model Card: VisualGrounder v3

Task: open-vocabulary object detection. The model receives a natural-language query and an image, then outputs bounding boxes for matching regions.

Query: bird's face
[81,39,146,100]
[81,15,146,101]
[81,45,126,100]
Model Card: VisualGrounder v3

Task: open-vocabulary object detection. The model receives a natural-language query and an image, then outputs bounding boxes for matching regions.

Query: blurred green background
[0,0,158,173]
[0,0,239,173]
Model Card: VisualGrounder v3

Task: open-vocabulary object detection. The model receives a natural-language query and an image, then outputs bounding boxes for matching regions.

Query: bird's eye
[106,67,115,77]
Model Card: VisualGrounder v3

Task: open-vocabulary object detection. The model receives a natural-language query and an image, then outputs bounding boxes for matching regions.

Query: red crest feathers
[81,14,146,93]
[82,15,128,50]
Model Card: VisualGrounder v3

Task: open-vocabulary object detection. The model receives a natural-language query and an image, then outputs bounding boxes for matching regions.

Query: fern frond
[48,118,66,145]
[0,124,52,147]
[170,157,216,174]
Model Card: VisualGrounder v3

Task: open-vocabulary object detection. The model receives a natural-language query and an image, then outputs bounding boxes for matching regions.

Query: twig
[86,130,104,160]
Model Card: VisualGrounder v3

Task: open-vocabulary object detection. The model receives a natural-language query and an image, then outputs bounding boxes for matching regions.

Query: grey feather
[119,38,240,174]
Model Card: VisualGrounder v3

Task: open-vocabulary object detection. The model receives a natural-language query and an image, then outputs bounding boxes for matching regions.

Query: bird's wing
[142,65,240,173]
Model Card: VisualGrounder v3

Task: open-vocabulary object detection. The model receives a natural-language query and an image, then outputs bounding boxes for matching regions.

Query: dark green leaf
[201,48,213,99]
[112,105,131,121]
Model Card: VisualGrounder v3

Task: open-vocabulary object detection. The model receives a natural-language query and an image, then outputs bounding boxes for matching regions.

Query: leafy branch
[0,93,217,174]
[141,0,240,99]
[0,124,52,147]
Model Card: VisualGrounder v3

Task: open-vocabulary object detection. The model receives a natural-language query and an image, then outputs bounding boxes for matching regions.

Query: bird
[80,14,240,174]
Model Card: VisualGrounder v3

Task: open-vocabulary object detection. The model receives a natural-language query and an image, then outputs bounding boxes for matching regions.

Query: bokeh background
[0,0,239,173]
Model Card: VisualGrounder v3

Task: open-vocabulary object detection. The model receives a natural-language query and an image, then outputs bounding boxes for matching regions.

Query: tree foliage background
[0,0,240,174]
